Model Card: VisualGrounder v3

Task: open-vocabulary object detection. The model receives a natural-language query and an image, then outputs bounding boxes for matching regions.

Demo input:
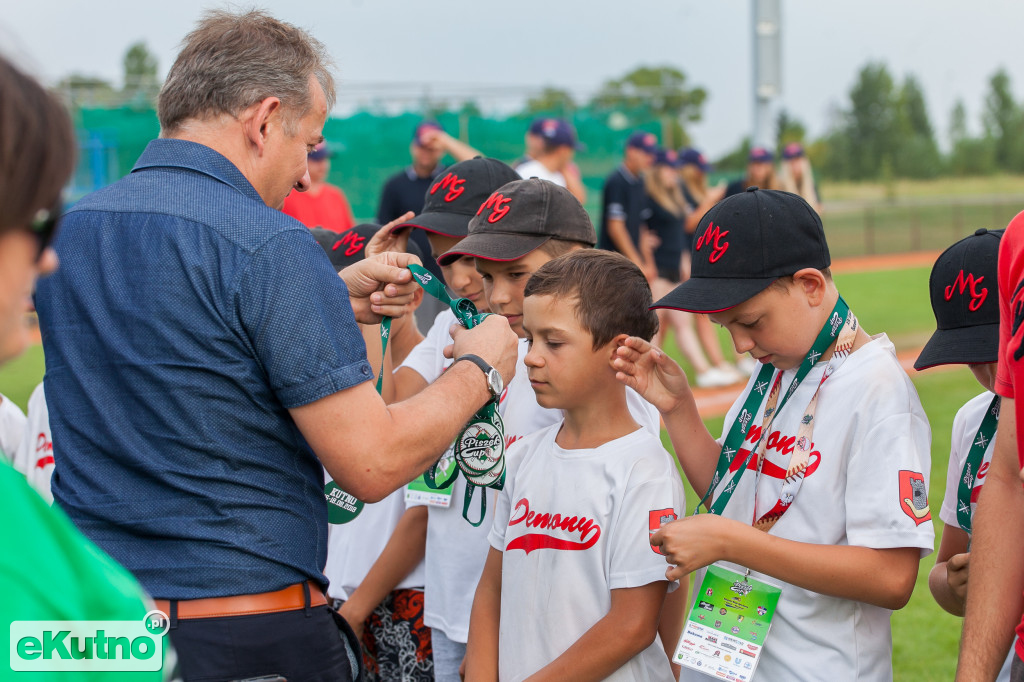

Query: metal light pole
[752,0,782,149]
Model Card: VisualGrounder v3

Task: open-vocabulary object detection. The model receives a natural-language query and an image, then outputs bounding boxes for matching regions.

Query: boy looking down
[614,188,934,681]
[465,250,684,682]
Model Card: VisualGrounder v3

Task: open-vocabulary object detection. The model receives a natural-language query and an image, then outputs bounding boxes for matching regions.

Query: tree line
[813,62,1024,181]
[57,42,1024,183]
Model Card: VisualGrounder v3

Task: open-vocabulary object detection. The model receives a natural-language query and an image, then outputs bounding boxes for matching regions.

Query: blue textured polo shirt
[35,139,373,599]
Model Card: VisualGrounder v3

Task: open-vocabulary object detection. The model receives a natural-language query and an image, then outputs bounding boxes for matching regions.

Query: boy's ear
[607,333,631,358]
[792,268,829,307]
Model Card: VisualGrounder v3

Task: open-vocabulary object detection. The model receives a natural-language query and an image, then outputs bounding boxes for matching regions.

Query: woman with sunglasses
[0,55,171,679]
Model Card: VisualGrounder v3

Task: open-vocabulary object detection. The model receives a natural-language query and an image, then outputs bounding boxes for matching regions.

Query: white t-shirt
[323,486,426,601]
[403,312,662,642]
[11,384,53,503]
[515,159,567,188]
[489,423,683,682]
[681,335,935,682]
[938,390,1012,682]
[0,392,26,465]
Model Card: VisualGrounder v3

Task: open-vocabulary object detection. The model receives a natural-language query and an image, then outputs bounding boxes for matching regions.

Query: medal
[407,263,508,526]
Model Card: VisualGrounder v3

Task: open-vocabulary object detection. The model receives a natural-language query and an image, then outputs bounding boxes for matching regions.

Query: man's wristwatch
[453,354,504,400]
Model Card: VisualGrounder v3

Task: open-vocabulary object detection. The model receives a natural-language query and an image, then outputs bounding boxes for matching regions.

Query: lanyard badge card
[408,263,507,527]
[678,298,857,676]
[674,565,782,680]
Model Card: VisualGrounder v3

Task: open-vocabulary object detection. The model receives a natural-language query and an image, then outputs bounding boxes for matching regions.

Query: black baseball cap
[914,228,1003,370]
[653,188,829,313]
[394,157,521,238]
[437,178,596,265]
[310,224,423,272]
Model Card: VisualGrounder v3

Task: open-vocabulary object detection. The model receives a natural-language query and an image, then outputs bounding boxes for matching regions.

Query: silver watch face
[486,368,504,397]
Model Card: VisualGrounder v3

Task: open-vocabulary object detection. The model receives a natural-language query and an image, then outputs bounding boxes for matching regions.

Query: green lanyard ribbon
[407,263,506,527]
[957,394,1000,534]
[700,296,852,516]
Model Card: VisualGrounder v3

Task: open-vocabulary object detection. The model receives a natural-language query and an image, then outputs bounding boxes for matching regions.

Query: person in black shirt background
[597,131,656,278]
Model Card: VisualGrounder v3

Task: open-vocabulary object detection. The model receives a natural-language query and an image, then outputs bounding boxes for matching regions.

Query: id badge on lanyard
[675,564,782,680]
[674,298,858,677]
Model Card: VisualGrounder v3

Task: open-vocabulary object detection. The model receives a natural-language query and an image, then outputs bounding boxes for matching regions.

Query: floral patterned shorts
[360,589,433,682]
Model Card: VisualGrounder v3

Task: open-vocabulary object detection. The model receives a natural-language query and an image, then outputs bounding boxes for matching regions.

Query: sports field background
[0,258,994,680]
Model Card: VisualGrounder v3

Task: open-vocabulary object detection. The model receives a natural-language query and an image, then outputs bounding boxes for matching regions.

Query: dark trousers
[167,604,363,681]
[1014,652,1024,682]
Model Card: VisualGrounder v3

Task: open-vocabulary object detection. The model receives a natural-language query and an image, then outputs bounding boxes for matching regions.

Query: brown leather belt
[154,581,327,620]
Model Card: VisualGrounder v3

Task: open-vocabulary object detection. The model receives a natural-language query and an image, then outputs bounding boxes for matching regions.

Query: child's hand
[946,551,971,603]
[364,212,415,259]
[651,514,743,581]
[337,601,366,642]
[612,337,692,414]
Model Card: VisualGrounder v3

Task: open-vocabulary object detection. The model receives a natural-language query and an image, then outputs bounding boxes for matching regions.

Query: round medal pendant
[465,455,505,488]
[324,481,365,524]
[455,413,505,481]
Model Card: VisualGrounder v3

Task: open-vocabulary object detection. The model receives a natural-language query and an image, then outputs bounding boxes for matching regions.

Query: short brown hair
[537,239,587,260]
[0,55,75,234]
[525,250,659,350]
[158,10,335,135]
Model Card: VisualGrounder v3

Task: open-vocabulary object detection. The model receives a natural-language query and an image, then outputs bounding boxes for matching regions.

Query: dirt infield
[829,249,940,274]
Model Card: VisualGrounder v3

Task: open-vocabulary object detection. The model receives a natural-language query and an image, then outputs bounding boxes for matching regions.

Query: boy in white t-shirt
[613,188,935,681]
[465,249,684,682]
[914,228,1012,681]
[309,223,436,681]
[382,156,525,682]
[10,383,53,503]
[410,176,665,681]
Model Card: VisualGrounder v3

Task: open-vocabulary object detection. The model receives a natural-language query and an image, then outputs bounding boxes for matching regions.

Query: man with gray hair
[35,10,517,680]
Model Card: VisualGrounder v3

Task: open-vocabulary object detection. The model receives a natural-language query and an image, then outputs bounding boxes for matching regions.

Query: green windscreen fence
[70,107,663,221]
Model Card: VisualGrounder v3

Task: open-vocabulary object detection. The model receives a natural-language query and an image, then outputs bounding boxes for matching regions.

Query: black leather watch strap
[453,354,490,376]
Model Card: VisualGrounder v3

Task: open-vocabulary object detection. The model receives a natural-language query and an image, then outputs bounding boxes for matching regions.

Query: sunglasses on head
[29,199,62,261]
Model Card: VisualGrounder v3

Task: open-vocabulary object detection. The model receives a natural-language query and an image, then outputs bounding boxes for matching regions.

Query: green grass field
[0,263,986,679]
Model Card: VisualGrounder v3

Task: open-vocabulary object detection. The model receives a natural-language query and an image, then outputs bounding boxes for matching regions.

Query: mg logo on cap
[477,192,512,223]
[695,222,730,263]
[945,270,988,311]
[430,172,465,202]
